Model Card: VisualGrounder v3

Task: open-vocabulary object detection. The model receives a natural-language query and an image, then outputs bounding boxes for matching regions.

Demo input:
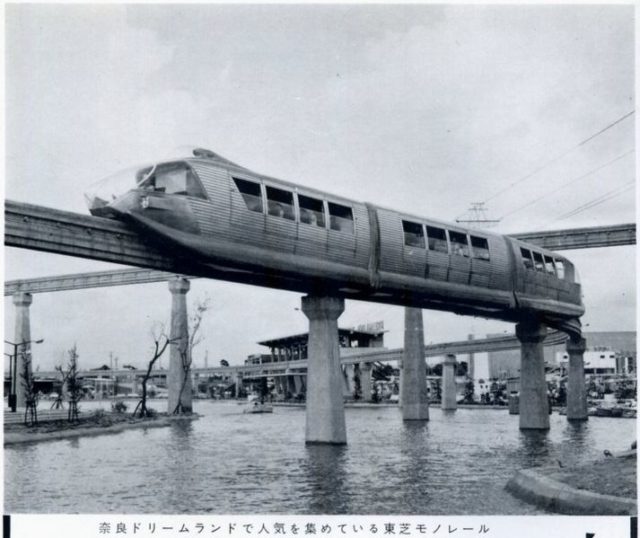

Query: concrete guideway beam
[516,317,550,430]
[302,295,346,445]
[5,268,181,296]
[401,307,429,421]
[510,223,636,250]
[566,337,588,421]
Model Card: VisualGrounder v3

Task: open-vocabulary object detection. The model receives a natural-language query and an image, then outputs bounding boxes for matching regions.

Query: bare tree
[20,352,38,426]
[52,354,69,410]
[172,298,209,415]
[58,345,83,422]
[133,326,174,419]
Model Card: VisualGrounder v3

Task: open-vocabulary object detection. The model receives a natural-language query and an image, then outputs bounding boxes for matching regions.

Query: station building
[242,325,386,399]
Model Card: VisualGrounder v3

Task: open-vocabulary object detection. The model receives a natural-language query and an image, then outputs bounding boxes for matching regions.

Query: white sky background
[4,4,636,371]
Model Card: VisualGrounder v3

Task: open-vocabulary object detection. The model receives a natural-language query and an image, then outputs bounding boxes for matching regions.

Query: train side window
[470,235,490,260]
[426,226,448,253]
[266,186,295,220]
[532,251,545,272]
[555,259,565,279]
[402,220,425,248]
[233,177,263,213]
[449,230,470,257]
[520,248,534,270]
[328,202,354,233]
[298,194,326,228]
[543,255,556,275]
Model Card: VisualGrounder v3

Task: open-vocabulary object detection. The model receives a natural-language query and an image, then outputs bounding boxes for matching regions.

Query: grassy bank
[4,410,198,445]
[537,453,636,499]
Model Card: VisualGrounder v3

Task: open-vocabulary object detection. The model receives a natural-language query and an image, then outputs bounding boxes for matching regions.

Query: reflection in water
[518,430,551,466]
[304,444,348,513]
[170,418,195,449]
[558,421,590,466]
[4,402,636,514]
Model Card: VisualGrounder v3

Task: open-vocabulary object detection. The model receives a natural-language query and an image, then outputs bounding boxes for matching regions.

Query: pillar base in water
[401,307,429,421]
[302,295,346,444]
[441,354,457,411]
[566,337,588,421]
[516,318,549,430]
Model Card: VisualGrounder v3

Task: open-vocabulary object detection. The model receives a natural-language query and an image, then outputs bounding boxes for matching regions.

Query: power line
[499,148,634,220]
[553,180,635,222]
[478,110,635,206]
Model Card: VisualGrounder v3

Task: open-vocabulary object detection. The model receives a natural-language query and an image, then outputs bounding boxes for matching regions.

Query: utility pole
[456,202,501,229]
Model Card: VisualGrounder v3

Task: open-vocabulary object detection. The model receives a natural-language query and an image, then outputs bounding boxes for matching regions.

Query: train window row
[520,247,565,279]
[233,177,354,233]
[402,220,490,260]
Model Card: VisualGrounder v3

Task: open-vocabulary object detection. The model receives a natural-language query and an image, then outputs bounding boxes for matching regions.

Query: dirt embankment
[4,412,199,445]
[506,451,637,515]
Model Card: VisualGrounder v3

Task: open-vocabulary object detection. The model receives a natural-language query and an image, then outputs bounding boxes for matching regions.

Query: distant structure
[243,326,386,400]
[473,331,636,381]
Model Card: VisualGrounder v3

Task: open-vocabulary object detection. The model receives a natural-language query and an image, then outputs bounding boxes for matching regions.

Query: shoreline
[506,452,637,515]
[4,414,199,446]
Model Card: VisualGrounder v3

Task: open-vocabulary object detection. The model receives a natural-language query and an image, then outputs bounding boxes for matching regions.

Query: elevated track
[5,200,635,295]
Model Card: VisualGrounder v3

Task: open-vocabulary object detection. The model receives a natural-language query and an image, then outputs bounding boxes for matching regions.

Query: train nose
[84,164,146,218]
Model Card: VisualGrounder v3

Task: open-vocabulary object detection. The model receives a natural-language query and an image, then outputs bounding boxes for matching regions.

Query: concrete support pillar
[566,337,588,421]
[360,362,373,402]
[345,364,357,399]
[286,369,297,396]
[273,376,281,396]
[302,295,346,444]
[442,354,458,411]
[401,307,429,420]
[234,372,243,399]
[342,365,352,398]
[13,293,33,409]
[293,374,303,394]
[467,334,475,380]
[516,317,549,430]
[168,278,192,413]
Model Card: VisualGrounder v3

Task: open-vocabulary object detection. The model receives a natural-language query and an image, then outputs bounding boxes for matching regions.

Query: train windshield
[85,163,153,214]
[137,162,206,198]
[85,161,206,214]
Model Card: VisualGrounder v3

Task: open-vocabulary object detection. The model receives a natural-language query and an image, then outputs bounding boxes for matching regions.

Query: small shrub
[112,401,128,414]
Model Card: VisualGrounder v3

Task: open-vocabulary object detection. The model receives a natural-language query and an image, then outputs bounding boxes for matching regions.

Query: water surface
[5,401,635,514]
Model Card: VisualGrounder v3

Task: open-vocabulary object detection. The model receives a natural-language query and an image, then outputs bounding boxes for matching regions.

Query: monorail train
[85,148,584,337]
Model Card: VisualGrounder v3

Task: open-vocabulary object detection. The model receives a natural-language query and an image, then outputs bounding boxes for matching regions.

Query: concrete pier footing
[167,278,193,414]
[401,307,429,421]
[516,317,549,430]
[566,337,588,421]
[13,293,33,409]
[302,295,346,444]
[442,354,457,411]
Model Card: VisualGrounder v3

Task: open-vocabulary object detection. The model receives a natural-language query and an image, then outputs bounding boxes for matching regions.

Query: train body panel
[86,148,584,337]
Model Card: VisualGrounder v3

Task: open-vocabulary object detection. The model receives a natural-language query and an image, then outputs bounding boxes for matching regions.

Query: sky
[3,4,636,372]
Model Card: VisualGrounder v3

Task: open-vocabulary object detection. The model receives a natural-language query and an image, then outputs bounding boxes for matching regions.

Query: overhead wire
[498,148,635,220]
[473,110,635,208]
[553,180,635,222]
